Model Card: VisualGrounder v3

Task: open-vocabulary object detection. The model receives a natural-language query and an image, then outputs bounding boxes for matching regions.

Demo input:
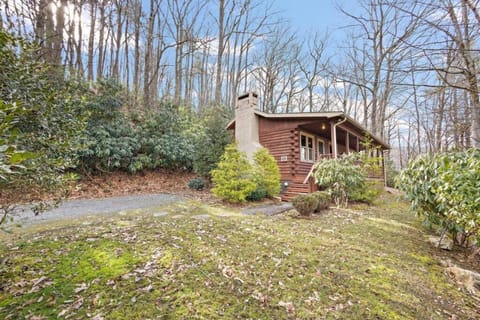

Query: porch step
[281,191,307,202]
[287,183,310,192]
[282,182,311,201]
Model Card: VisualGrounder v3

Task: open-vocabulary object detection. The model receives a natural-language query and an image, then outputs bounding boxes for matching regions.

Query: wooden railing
[318,154,334,160]
[303,156,384,184]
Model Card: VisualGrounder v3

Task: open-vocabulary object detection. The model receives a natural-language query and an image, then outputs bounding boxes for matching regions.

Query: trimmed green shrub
[312,191,331,212]
[396,149,480,247]
[292,194,319,216]
[246,187,268,202]
[252,147,281,198]
[188,178,206,191]
[211,143,256,203]
[313,154,366,207]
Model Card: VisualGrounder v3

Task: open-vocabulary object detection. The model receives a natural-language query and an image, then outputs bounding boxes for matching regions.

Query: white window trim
[300,132,315,163]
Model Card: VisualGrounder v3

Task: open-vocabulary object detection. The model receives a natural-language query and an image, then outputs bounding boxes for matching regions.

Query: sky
[275,0,341,30]
[274,0,360,43]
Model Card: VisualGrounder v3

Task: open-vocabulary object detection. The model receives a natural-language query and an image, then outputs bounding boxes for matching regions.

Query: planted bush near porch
[211,145,280,203]
[211,143,257,203]
[313,154,367,207]
[312,191,331,212]
[292,194,318,216]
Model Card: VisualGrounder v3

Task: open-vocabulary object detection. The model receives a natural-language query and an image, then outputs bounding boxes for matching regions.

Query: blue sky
[274,0,359,41]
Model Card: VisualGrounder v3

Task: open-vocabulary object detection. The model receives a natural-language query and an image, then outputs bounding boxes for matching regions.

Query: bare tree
[252,25,300,113]
[298,32,329,112]
[338,0,420,139]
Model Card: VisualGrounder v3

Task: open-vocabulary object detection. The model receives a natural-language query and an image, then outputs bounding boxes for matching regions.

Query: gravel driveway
[9,194,183,227]
[5,193,294,229]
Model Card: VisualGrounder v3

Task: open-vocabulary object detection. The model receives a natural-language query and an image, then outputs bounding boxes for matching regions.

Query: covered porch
[296,118,387,180]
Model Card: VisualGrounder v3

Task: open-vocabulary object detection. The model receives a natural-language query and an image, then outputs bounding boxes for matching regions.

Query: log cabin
[227,92,390,201]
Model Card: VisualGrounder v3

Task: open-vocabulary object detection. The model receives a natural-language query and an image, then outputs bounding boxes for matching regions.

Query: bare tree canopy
[1,0,479,164]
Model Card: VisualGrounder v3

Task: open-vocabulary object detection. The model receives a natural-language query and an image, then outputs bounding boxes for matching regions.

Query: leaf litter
[0,195,479,319]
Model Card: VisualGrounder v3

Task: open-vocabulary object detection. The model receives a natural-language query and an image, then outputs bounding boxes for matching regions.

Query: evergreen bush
[312,191,331,212]
[313,154,366,207]
[396,149,480,247]
[252,148,281,198]
[0,30,87,223]
[79,97,196,173]
[349,180,381,204]
[192,108,233,177]
[385,159,399,188]
[188,177,206,191]
[246,187,268,201]
[292,194,318,216]
[211,143,256,203]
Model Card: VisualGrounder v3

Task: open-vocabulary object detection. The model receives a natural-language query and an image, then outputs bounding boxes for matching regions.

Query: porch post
[330,120,336,158]
[346,131,350,154]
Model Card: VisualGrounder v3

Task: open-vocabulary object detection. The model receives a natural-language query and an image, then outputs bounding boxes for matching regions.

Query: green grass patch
[0,195,478,319]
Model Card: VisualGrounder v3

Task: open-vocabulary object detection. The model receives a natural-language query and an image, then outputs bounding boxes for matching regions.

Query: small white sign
[280,155,288,162]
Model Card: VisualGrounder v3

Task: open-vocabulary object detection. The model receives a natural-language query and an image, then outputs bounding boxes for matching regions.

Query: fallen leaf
[58,308,68,317]
[74,283,89,293]
[32,276,48,287]
[72,297,83,310]
[278,301,295,314]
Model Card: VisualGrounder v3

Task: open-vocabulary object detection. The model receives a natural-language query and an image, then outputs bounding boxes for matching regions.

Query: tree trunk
[87,1,97,81]
[214,0,225,105]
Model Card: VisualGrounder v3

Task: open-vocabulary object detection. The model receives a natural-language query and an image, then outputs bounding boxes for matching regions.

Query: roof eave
[227,110,390,149]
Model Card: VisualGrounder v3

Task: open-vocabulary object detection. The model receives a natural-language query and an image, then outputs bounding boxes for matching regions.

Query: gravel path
[6,193,293,228]
[241,202,293,216]
[9,194,183,227]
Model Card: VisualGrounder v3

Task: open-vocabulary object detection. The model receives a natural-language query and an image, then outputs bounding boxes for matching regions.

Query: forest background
[1,0,480,171]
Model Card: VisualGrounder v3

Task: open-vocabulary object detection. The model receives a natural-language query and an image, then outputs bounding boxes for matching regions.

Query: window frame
[317,139,325,158]
[300,132,315,163]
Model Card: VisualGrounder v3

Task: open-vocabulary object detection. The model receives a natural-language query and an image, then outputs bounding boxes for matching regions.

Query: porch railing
[303,156,384,184]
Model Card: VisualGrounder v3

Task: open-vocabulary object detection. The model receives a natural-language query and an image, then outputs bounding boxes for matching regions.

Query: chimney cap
[238,92,258,100]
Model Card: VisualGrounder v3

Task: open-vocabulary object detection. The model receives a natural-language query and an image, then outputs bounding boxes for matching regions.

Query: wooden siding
[256,116,386,201]
[259,128,295,180]
[258,118,331,200]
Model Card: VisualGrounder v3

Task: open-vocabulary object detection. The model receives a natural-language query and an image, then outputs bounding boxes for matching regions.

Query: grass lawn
[0,193,478,319]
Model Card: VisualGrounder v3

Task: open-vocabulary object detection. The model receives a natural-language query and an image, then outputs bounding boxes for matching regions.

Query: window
[318,140,325,156]
[300,133,314,162]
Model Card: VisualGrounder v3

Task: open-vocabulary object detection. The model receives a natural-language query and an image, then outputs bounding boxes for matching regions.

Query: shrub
[79,100,196,173]
[349,180,381,204]
[313,154,366,207]
[0,30,87,223]
[385,159,399,188]
[192,108,233,177]
[312,191,331,212]
[396,149,480,247]
[211,143,256,203]
[252,148,281,198]
[188,178,206,191]
[292,194,318,216]
[79,117,136,172]
[246,187,268,201]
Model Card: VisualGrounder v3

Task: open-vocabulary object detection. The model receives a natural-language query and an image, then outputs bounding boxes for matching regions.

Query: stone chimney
[235,92,262,159]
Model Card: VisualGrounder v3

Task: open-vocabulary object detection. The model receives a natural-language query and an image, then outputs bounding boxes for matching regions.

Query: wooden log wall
[259,128,295,179]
